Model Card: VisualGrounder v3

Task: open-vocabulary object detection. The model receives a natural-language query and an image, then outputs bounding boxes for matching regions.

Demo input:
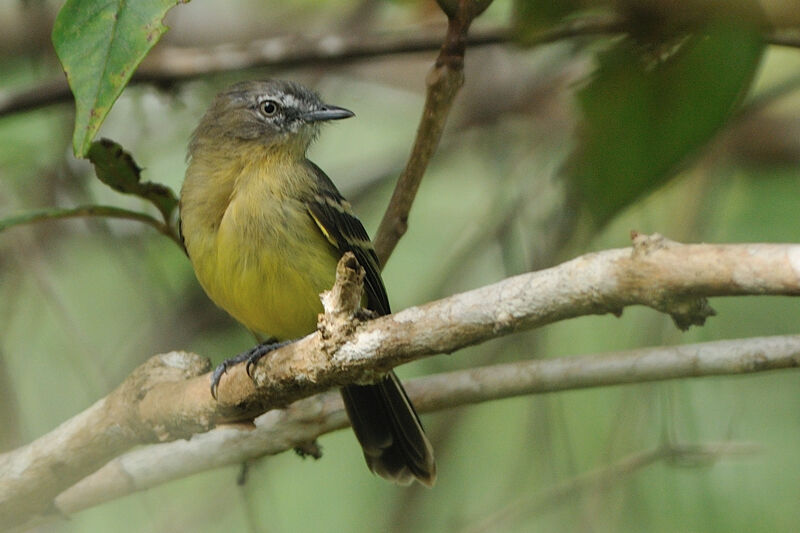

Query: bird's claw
[209,339,292,400]
[210,361,231,399]
[245,358,256,379]
[245,339,291,377]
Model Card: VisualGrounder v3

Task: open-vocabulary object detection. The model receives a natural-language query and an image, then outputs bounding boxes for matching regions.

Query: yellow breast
[181,152,341,340]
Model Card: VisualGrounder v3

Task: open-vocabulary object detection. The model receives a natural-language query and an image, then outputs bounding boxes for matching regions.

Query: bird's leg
[210,339,292,398]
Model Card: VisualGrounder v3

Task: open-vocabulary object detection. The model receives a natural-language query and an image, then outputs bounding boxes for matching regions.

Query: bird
[179,79,436,486]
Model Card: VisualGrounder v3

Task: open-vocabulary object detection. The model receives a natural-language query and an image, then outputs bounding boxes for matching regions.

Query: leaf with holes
[88,138,178,222]
[52,0,186,157]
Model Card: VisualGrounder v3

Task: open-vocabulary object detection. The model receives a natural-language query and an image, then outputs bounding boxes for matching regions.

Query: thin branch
[0,78,71,118]
[406,334,800,411]
[463,441,760,533]
[373,1,482,264]
[0,26,508,119]
[4,17,799,122]
[54,335,788,522]
[768,29,800,49]
[2,16,799,119]
[0,14,618,120]
[137,27,507,81]
[4,234,800,527]
[0,205,182,247]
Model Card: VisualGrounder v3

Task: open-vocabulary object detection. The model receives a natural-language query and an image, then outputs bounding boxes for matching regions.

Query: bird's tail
[340,371,436,486]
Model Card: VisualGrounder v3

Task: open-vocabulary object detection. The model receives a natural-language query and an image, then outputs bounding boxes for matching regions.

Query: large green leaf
[574,19,764,224]
[52,0,186,157]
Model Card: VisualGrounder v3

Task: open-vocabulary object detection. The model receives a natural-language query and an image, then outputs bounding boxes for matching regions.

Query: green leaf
[573,19,764,224]
[87,138,178,222]
[52,0,186,158]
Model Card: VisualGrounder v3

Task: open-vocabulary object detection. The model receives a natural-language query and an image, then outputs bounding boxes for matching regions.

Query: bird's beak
[302,105,354,122]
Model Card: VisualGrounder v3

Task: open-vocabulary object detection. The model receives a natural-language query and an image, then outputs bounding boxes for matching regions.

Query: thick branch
[55,335,796,521]
[4,234,800,527]
[0,353,210,530]
[212,234,800,416]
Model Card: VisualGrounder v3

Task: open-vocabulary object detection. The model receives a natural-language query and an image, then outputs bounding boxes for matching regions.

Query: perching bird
[179,79,435,486]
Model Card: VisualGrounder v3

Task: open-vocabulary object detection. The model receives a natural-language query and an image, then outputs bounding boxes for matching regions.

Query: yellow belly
[188,187,341,341]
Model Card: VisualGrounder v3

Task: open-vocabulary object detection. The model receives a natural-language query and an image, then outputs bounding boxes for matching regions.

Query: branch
[373,1,482,264]
[0,352,211,530]
[3,234,800,527]
[137,27,507,81]
[51,335,796,523]
[3,17,798,120]
[210,233,800,417]
[0,26,508,119]
[0,205,182,247]
[770,29,800,48]
[464,441,760,533]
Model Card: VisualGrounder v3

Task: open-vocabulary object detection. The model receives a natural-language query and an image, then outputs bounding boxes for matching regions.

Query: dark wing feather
[304,161,390,316]
[303,160,436,486]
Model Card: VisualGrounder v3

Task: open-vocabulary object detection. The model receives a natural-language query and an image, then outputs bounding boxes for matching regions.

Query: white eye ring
[259,100,279,116]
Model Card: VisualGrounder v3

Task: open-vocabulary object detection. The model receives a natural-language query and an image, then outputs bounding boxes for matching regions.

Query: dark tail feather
[340,371,436,486]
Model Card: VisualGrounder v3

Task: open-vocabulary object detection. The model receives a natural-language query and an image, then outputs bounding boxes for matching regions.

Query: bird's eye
[259,100,279,116]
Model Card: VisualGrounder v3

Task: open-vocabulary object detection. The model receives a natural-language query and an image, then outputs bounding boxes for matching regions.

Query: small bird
[179,80,435,486]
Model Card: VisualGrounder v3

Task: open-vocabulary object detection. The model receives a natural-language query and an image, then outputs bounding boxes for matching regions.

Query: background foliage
[2,0,800,531]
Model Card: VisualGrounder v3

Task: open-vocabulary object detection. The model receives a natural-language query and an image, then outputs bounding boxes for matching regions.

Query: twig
[0,27,508,119]
[463,441,760,533]
[768,29,800,49]
[2,17,799,119]
[0,15,625,119]
[373,1,482,264]
[0,78,72,118]
[137,26,507,81]
[0,205,182,247]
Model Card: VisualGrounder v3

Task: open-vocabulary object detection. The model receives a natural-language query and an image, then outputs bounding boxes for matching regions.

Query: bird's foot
[210,339,292,399]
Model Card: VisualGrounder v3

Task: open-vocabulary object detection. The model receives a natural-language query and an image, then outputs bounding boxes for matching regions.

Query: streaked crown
[189,79,353,156]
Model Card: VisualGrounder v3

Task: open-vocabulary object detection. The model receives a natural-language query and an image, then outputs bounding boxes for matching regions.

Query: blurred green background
[2,0,800,531]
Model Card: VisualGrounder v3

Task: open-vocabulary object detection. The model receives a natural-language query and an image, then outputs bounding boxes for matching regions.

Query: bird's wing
[304,161,391,316]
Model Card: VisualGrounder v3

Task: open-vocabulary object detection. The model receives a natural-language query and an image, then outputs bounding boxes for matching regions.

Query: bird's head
[190,79,354,158]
